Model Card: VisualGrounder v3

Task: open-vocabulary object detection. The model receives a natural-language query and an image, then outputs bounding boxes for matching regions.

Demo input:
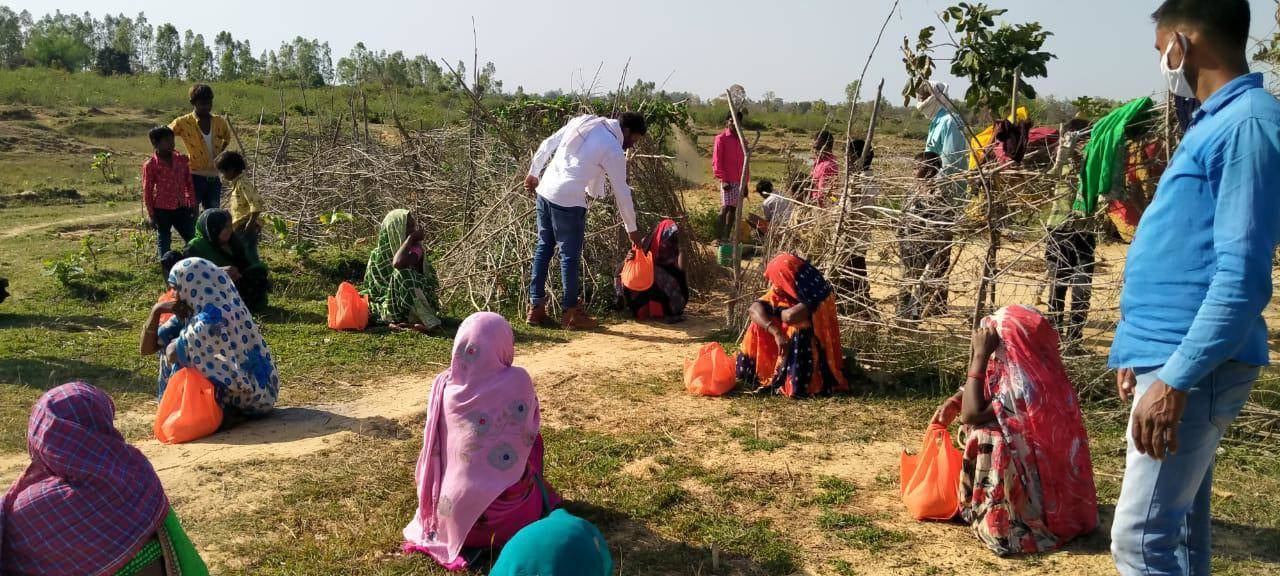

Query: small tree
[902,2,1055,119]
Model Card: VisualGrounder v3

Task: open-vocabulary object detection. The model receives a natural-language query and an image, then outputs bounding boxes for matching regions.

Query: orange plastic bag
[684,343,736,396]
[154,368,223,445]
[327,281,370,331]
[620,247,654,292]
[156,289,177,325]
[900,423,963,520]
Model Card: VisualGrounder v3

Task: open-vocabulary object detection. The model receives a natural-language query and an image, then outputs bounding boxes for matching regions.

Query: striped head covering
[1,382,168,575]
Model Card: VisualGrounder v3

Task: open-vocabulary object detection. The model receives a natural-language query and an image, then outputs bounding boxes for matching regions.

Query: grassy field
[1,72,1279,575]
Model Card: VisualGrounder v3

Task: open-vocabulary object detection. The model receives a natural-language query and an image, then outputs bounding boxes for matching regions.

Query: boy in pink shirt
[810,130,839,206]
[711,111,749,242]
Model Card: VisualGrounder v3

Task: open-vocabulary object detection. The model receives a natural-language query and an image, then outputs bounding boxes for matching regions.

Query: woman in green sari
[362,209,442,333]
[184,209,270,312]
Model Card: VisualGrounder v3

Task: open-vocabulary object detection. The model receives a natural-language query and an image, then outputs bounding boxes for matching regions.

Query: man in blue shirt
[1109,1,1280,574]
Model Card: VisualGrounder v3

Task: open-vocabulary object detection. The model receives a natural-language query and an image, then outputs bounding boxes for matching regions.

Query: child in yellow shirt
[215,151,264,260]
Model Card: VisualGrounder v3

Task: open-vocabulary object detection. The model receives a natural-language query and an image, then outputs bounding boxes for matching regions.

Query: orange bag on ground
[620,247,654,292]
[327,281,370,331]
[684,343,736,396]
[900,423,963,520]
[154,368,223,445]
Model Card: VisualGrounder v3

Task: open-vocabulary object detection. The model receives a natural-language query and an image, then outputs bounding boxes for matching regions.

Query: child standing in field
[142,126,197,260]
[216,151,264,261]
[170,84,232,212]
[712,111,749,242]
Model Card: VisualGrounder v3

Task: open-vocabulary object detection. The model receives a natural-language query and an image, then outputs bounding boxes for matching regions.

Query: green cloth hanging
[1076,97,1154,213]
[360,209,442,328]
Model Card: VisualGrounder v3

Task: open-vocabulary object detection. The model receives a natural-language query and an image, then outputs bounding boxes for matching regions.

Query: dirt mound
[0,107,35,121]
[63,117,156,139]
[0,122,97,154]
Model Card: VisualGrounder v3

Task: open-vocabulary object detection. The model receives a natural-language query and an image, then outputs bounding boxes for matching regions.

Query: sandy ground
[0,207,135,239]
[0,317,1119,575]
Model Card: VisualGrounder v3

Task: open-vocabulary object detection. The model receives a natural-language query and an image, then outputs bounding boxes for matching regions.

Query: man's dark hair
[725,109,745,124]
[215,150,247,173]
[160,251,185,278]
[1152,0,1251,52]
[915,151,942,177]
[848,139,874,171]
[148,125,174,145]
[188,83,214,104]
[618,112,647,136]
[814,130,834,152]
[756,179,774,194]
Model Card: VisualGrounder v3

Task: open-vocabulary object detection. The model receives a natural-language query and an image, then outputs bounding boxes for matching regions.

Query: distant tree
[132,12,152,73]
[153,23,181,77]
[902,2,1055,118]
[0,7,26,68]
[844,80,861,104]
[214,31,236,79]
[25,14,92,71]
[94,46,131,75]
[182,31,212,80]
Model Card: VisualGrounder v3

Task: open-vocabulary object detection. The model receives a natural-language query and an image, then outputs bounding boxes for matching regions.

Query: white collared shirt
[527,116,638,233]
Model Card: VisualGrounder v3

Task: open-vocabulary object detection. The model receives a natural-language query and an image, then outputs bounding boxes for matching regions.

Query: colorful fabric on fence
[1,382,169,576]
[1078,97,1153,214]
[961,305,1097,555]
[159,257,278,416]
[736,254,849,397]
[403,313,557,569]
[968,107,1028,169]
[362,209,442,329]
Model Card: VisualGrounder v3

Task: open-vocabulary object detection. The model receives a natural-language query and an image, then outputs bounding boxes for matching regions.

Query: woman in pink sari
[933,305,1097,555]
[403,312,559,570]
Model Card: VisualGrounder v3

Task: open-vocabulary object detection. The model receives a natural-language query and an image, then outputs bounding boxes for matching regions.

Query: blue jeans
[1111,361,1257,576]
[529,196,587,309]
[192,174,222,212]
[153,207,196,259]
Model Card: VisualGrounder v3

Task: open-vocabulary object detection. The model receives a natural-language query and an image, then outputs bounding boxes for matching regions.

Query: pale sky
[12,0,1279,103]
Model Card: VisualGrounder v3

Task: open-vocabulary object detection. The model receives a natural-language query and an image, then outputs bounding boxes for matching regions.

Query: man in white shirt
[524,112,648,330]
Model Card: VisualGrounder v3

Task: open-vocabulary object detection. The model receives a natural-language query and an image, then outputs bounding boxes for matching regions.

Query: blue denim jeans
[529,195,587,310]
[192,174,222,212]
[152,207,196,259]
[1111,361,1257,576]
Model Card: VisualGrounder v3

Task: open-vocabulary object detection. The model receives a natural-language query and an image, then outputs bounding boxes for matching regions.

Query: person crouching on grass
[215,151,264,262]
[142,126,197,261]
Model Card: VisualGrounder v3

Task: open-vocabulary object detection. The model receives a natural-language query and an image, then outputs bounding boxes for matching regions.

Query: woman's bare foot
[409,323,433,335]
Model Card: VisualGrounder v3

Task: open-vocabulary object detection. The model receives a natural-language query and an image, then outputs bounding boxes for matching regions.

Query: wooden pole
[725,86,750,326]
[972,68,1019,324]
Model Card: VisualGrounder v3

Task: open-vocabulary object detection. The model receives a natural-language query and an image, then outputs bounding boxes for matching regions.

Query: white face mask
[1161,34,1196,98]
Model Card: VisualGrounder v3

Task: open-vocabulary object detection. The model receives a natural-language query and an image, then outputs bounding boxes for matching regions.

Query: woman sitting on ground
[735,253,850,398]
[141,257,279,423]
[617,218,688,322]
[490,509,612,576]
[363,209,442,333]
[1,382,209,575]
[403,312,560,570]
[183,208,270,312]
[932,305,1098,556]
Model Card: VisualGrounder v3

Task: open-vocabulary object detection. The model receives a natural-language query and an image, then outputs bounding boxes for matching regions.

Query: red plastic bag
[154,368,223,445]
[684,343,735,396]
[327,281,369,331]
[620,247,654,292]
[900,423,963,520]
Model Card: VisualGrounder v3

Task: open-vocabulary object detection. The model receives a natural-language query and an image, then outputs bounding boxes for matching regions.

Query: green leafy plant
[42,253,86,287]
[318,210,354,226]
[79,235,100,273]
[902,2,1056,118]
[267,214,316,259]
[91,151,121,184]
[1070,96,1117,121]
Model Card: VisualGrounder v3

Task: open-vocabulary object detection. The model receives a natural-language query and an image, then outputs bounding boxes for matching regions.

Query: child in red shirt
[142,126,198,260]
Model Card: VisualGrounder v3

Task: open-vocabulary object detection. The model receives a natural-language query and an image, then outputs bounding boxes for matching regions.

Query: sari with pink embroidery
[402,312,559,570]
[960,305,1097,555]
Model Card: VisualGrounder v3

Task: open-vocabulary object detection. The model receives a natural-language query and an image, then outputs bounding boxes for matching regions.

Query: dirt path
[0,207,135,239]
[0,317,1113,574]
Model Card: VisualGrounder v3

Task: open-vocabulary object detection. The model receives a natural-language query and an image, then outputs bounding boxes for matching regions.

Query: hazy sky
[11,1,1278,102]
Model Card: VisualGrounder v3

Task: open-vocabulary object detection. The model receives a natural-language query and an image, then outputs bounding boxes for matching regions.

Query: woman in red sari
[933,305,1097,555]
[735,253,849,398]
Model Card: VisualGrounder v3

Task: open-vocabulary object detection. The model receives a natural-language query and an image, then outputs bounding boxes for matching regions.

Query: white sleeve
[603,149,638,233]
[528,124,569,178]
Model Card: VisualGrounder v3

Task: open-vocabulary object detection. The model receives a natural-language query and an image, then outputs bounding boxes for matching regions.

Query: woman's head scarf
[1,382,168,576]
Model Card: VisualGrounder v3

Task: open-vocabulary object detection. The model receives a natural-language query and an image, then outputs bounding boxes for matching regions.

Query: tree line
[0,5,501,93]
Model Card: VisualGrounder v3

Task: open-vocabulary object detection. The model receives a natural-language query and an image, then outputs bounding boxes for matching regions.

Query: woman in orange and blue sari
[735,253,849,398]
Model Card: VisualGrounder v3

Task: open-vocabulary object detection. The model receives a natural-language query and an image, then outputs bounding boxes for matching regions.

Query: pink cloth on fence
[982,305,1098,551]
[712,128,748,184]
[402,312,549,569]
